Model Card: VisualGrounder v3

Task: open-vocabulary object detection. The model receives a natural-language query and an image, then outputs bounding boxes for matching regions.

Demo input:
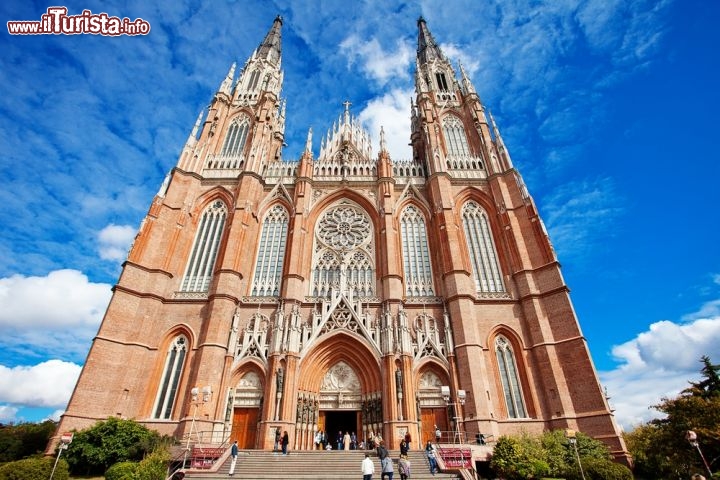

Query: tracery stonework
[51,16,629,465]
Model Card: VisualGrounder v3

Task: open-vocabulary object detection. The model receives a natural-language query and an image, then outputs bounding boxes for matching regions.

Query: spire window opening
[435,72,449,91]
[442,116,471,157]
[220,116,250,158]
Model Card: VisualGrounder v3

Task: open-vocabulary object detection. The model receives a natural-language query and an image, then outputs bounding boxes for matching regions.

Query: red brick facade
[51,16,628,461]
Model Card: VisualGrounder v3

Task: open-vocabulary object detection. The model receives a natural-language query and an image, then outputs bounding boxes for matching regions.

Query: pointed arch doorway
[297,331,384,450]
[317,361,364,449]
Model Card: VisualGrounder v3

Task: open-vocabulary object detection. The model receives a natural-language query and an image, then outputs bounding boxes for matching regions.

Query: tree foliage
[62,417,165,476]
[0,420,57,462]
[625,356,720,479]
[490,429,629,479]
[0,456,68,480]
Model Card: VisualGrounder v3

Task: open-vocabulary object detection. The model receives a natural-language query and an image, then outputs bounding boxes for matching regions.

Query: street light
[441,386,466,444]
[564,429,586,480]
[686,430,713,477]
[183,386,212,468]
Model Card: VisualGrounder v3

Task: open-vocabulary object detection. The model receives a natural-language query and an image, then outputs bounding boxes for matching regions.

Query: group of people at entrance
[314,430,361,450]
[360,433,439,479]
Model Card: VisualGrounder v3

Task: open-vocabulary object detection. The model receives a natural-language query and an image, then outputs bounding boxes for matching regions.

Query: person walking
[281,430,289,455]
[398,454,411,480]
[344,431,352,451]
[362,452,375,480]
[425,440,438,474]
[434,425,441,443]
[381,455,394,479]
[228,440,238,476]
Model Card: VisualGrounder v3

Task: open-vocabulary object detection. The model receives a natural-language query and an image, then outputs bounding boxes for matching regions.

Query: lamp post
[183,386,212,468]
[564,428,586,480]
[441,386,466,444]
[686,430,713,477]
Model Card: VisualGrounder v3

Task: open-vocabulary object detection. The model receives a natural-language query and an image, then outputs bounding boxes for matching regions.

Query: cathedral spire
[256,15,283,65]
[458,62,476,95]
[219,62,236,96]
[417,16,445,65]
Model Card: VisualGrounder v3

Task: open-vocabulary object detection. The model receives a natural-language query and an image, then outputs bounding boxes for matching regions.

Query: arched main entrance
[295,332,383,450]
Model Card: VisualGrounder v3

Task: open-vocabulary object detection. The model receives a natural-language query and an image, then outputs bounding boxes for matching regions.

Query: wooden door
[420,407,448,444]
[231,408,259,449]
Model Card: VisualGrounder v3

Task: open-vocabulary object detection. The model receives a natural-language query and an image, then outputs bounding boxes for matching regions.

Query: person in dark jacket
[281,430,289,455]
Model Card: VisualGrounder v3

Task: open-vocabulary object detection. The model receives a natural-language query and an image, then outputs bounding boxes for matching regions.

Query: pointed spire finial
[305,128,313,153]
[257,15,283,64]
[219,62,236,95]
[379,126,387,153]
[417,16,444,65]
[459,62,476,94]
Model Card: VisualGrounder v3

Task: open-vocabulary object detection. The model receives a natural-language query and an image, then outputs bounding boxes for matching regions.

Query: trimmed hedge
[0,457,69,480]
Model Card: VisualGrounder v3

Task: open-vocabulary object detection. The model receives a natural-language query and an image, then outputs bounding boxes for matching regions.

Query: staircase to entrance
[180,449,465,479]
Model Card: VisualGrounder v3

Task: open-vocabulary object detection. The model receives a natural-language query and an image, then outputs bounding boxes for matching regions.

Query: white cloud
[600,301,720,430]
[358,87,414,161]
[0,360,81,408]
[0,405,19,423]
[98,224,137,261]
[0,270,111,362]
[0,270,111,329]
[339,35,413,86]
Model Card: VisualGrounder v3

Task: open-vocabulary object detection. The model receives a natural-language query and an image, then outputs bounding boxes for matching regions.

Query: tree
[490,430,626,479]
[62,417,165,476]
[0,421,57,462]
[685,356,720,399]
[626,356,720,479]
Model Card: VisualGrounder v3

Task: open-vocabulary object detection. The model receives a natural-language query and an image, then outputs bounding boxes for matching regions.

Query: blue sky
[1,0,719,431]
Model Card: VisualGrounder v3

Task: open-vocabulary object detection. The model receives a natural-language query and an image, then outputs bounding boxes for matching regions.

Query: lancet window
[400,205,434,296]
[442,115,470,157]
[220,115,250,158]
[311,202,375,298]
[461,201,504,293]
[251,205,289,296]
[180,200,227,292]
[152,335,187,419]
[495,335,527,418]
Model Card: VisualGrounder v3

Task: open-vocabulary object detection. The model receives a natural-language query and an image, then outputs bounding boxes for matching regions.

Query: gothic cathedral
[54,16,628,460]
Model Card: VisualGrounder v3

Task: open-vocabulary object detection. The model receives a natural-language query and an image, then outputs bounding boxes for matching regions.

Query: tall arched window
[220,115,250,157]
[442,115,470,157]
[251,204,289,296]
[152,335,187,419]
[461,201,504,293]
[495,335,527,418]
[180,200,227,292]
[311,201,375,299]
[400,205,434,296]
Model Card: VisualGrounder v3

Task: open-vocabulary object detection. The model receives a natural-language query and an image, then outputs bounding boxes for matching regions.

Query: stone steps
[181,449,462,479]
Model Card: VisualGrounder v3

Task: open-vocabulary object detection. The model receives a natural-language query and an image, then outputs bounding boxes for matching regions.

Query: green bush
[105,461,138,480]
[134,448,170,480]
[63,417,164,475]
[0,456,68,480]
[582,458,633,480]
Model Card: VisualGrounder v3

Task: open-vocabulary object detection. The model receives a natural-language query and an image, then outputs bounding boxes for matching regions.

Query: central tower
[52,16,628,464]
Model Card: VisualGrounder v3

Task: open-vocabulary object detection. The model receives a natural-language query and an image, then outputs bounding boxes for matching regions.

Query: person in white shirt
[361,453,375,480]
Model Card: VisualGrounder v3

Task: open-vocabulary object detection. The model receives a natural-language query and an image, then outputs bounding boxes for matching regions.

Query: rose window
[317,206,370,250]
